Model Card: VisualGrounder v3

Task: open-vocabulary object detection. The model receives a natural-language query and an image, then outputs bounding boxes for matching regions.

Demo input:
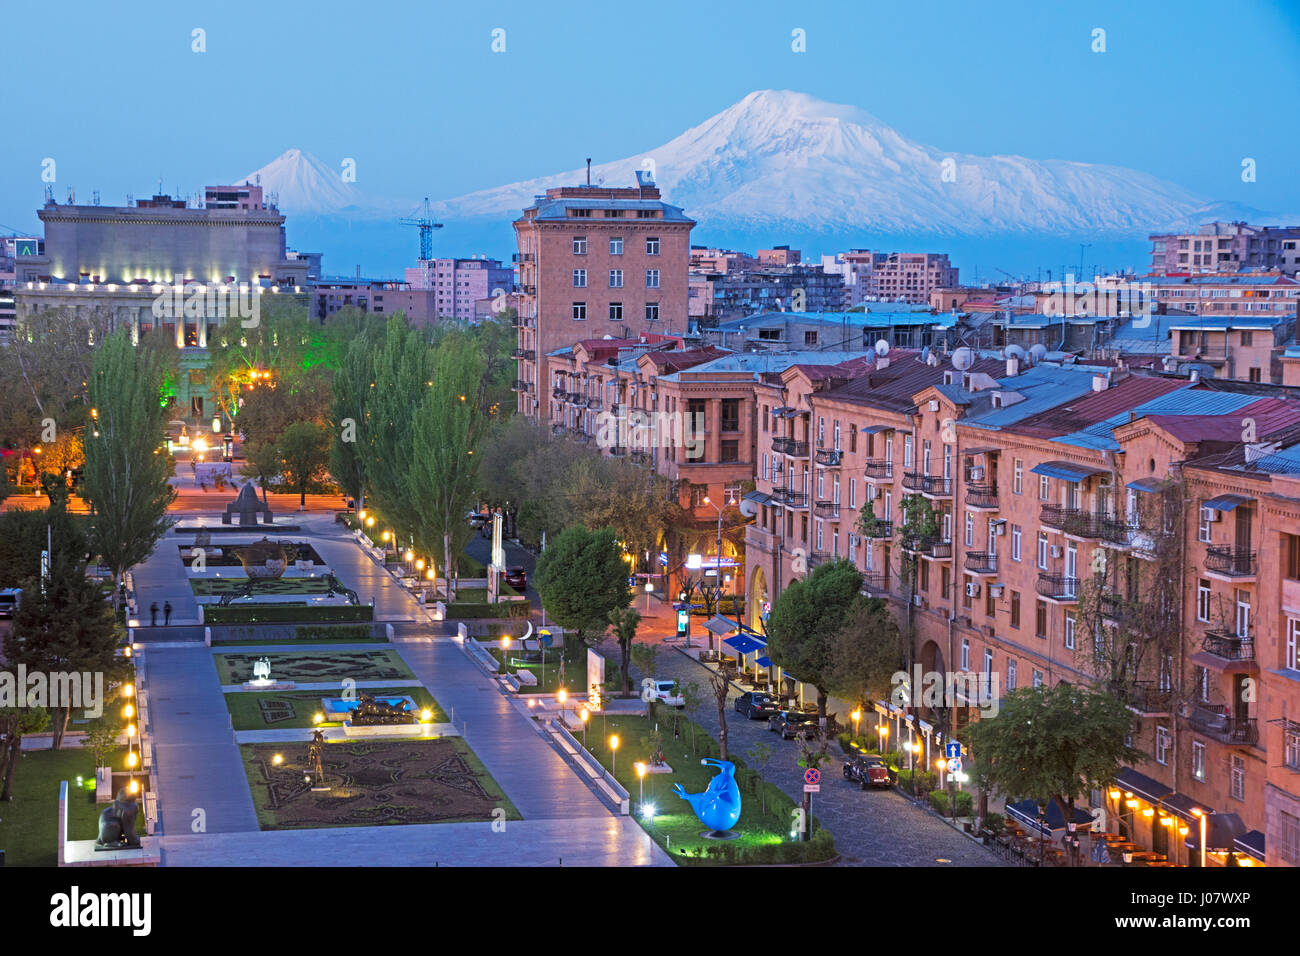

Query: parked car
[734,691,780,720]
[504,566,527,590]
[768,709,822,740]
[644,679,685,708]
[0,587,22,618]
[843,753,891,789]
[466,510,490,530]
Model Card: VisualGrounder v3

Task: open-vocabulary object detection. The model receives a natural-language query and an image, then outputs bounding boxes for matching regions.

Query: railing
[1188,706,1259,745]
[1202,630,1255,661]
[522,284,536,294]
[512,252,535,263]
[567,392,585,405]
[510,379,531,392]
[509,347,536,361]
[861,572,890,594]
[607,446,627,457]
[965,551,997,574]
[925,540,953,560]
[863,459,893,480]
[630,450,651,465]
[808,550,833,568]
[551,424,566,436]
[1100,592,1139,624]
[860,520,893,539]
[964,482,998,509]
[780,490,809,508]
[903,473,952,496]
[552,386,567,399]
[1117,681,1173,714]
[1036,573,1079,601]
[1205,546,1257,577]
[586,397,602,410]
[813,500,840,519]
[773,437,810,457]
[512,314,535,328]
[814,448,842,467]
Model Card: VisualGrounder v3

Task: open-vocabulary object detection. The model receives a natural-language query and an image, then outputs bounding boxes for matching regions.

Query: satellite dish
[1005,344,1027,361]
[952,347,974,371]
[863,348,877,364]
[875,339,890,356]
[920,346,931,365]
[1029,344,1048,363]
[739,498,758,518]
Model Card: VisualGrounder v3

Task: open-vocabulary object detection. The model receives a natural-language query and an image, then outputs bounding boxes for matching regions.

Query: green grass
[224,685,446,730]
[213,648,414,684]
[0,746,127,866]
[486,648,587,695]
[582,714,836,866]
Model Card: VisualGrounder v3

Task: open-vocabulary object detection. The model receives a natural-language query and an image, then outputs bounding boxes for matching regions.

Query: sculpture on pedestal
[95,788,142,850]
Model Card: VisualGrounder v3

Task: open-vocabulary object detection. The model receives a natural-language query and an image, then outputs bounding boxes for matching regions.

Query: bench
[514,669,538,687]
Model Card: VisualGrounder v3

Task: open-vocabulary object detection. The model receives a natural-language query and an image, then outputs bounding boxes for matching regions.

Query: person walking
[150,602,159,626]
[163,601,173,626]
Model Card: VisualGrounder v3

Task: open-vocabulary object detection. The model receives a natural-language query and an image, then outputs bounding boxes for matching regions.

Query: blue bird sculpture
[673,758,742,833]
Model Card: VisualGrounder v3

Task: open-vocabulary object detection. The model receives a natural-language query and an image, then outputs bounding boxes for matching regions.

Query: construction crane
[399,197,443,261]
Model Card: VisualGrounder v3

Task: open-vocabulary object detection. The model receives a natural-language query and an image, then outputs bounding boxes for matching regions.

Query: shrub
[443,600,532,620]
[205,604,374,624]
[985,811,1004,834]
[929,790,949,815]
[293,624,373,642]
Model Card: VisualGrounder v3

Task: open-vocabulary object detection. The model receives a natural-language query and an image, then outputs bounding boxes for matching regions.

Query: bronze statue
[307,728,326,784]
[95,788,142,850]
[351,693,415,726]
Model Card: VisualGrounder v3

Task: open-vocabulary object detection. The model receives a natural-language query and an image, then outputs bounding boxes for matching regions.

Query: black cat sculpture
[95,788,142,850]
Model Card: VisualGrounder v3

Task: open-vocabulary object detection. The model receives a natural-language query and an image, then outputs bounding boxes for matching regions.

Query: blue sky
[3,0,1299,267]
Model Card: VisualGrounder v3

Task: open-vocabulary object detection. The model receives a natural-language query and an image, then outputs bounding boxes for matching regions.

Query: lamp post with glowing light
[851,708,861,745]
[1192,807,1207,868]
[579,707,589,748]
[610,734,620,775]
[635,760,646,805]
[557,687,568,725]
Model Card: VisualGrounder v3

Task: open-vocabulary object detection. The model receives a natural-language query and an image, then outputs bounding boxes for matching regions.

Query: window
[645,270,660,288]
[721,399,740,432]
[1230,755,1245,801]
[689,484,707,508]
[608,302,623,321]
[801,330,818,346]
[1199,505,1213,542]
[720,440,739,463]
[964,511,974,547]
[1032,669,1044,689]
[1195,666,1209,702]
[644,302,659,322]
[1282,812,1300,865]
[1037,532,1049,569]
[1013,458,1023,494]
[572,237,587,255]
[848,479,856,509]
[1011,524,1022,561]
[1010,591,1021,628]
[904,435,914,468]
[1035,600,1048,638]
[1288,618,1300,670]
[609,237,623,255]
[608,270,624,288]
[1235,588,1251,639]
[983,648,994,678]
[985,586,995,618]
[1287,534,1300,579]
[1007,659,1017,689]
[1286,727,1300,770]
[1197,580,1211,621]
[1064,611,1076,650]
[645,237,660,255]
[572,302,587,321]
[961,638,970,671]
[1155,725,1170,765]
[573,269,587,288]
[1192,741,1205,781]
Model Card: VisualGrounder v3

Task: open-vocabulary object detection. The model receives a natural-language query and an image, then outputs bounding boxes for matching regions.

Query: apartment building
[863,253,959,305]
[512,176,695,418]
[1150,222,1300,276]
[404,256,515,321]
[698,308,956,354]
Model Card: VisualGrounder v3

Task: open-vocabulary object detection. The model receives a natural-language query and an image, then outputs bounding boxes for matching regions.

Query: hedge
[293,624,375,641]
[928,788,974,817]
[443,600,531,620]
[203,604,374,624]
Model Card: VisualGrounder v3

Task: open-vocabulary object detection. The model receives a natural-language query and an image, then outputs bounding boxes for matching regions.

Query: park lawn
[486,648,587,696]
[583,714,836,866]
[0,746,127,866]
[213,648,414,684]
[240,736,522,830]
[224,685,447,730]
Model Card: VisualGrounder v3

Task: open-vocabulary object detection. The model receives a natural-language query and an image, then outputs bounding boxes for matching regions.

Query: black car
[504,566,527,590]
[843,753,892,789]
[734,691,780,720]
[768,709,822,740]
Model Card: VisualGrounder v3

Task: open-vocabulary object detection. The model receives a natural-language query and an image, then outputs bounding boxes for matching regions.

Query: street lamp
[579,707,589,748]
[557,687,568,725]
[851,709,861,745]
[1192,807,1207,869]
[877,723,889,754]
[610,735,620,775]
[635,761,646,805]
[501,635,511,669]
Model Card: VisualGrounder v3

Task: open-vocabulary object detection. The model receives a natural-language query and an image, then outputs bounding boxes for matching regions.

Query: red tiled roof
[1008,376,1188,439]
[817,355,1004,414]
[1145,398,1300,443]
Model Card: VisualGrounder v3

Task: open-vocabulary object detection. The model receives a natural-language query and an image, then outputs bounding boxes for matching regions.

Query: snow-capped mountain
[427,90,1271,237]
[238,148,369,215]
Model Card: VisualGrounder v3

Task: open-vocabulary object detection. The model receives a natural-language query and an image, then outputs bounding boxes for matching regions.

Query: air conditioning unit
[1050,545,1064,559]
[1201,506,1220,523]
[968,466,985,481]
[991,520,1007,535]
[912,594,923,607]
[965,582,981,598]
[989,583,1005,598]
[928,399,940,412]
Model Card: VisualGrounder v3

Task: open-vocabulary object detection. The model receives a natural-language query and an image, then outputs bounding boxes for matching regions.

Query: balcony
[1040,504,1076,529]
[814,448,842,467]
[772,437,810,457]
[1117,681,1174,715]
[1205,546,1257,579]
[813,500,840,519]
[567,427,591,444]
[630,450,651,465]
[964,551,998,575]
[776,489,808,508]
[1188,705,1259,746]
[904,538,953,561]
[902,473,953,497]
[522,284,537,295]
[1100,592,1141,625]
[607,446,627,457]
[808,550,833,568]
[566,392,585,405]
[586,397,602,411]
[510,347,536,361]
[1201,630,1255,662]
[552,386,567,399]
[964,482,999,510]
[510,379,531,393]
[1036,573,1079,602]
[512,252,535,263]
[512,314,535,329]
[863,460,893,481]
[860,519,893,539]
[861,572,890,594]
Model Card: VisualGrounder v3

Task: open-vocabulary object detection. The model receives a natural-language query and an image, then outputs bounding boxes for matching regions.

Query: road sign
[804,768,820,786]
[947,758,962,774]
[945,741,963,760]
[803,784,820,793]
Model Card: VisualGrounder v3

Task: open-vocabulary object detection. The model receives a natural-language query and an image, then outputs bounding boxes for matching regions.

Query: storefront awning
[723,633,766,656]
[860,424,893,434]
[1115,767,1173,806]
[743,490,773,507]
[1161,791,1204,823]
[1031,460,1106,483]
[1184,812,1248,853]
[1005,799,1095,836]
[703,615,738,637]
[1204,494,1254,512]
[1234,829,1266,861]
[1126,477,1170,493]
[755,655,773,668]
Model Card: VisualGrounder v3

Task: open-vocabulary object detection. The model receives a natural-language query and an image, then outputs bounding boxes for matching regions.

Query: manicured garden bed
[240,738,521,829]
[582,714,835,866]
[214,648,414,684]
[204,603,374,624]
[224,685,445,730]
[191,577,336,597]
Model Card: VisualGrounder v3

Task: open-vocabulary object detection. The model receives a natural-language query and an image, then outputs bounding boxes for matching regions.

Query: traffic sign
[804,768,820,786]
[945,741,963,760]
[947,758,962,774]
[803,784,820,793]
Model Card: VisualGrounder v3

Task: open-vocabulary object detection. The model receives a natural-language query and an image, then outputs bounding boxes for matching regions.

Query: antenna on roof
[951,347,974,371]
[586,158,591,186]
[875,339,890,356]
